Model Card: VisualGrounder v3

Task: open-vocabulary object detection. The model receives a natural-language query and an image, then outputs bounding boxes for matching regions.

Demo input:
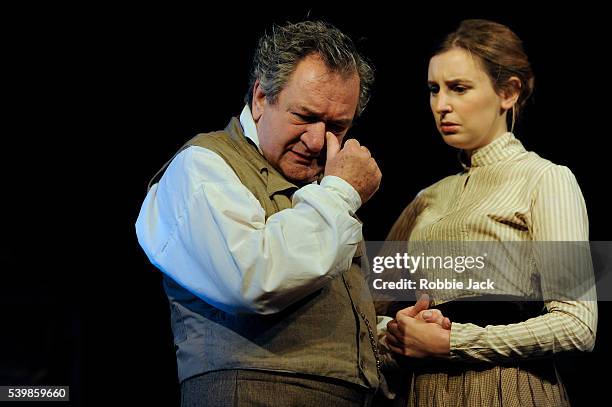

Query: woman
[383,19,597,406]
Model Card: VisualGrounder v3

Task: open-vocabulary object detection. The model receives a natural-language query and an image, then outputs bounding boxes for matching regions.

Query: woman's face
[428,48,512,152]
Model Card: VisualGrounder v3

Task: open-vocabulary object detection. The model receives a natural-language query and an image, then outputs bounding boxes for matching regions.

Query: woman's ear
[500,77,521,110]
[251,79,265,122]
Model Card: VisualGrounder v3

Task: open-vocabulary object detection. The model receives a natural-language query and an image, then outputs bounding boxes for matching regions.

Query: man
[136,20,445,406]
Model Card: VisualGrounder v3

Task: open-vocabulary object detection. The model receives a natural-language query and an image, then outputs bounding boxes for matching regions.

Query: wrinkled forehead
[289,58,358,91]
[428,48,488,82]
[283,57,360,118]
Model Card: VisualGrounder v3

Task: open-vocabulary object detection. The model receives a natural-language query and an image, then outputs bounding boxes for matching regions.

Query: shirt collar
[233,106,298,196]
[239,104,263,154]
[459,132,526,169]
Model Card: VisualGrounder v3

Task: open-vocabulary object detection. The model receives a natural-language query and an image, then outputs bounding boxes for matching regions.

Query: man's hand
[324,132,382,204]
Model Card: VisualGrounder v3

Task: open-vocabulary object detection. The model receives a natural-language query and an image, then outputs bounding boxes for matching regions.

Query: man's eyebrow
[297,106,352,126]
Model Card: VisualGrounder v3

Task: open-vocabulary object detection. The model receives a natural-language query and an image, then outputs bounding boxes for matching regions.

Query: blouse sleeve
[449,165,598,362]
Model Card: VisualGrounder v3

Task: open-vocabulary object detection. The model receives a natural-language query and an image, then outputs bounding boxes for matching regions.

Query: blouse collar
[459,132,526,169]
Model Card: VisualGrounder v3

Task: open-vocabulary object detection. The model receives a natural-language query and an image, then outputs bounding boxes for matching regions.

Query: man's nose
[301,122,326,154]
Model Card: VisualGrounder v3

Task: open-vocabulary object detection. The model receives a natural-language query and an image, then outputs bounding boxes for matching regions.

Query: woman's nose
[433,93,452,114]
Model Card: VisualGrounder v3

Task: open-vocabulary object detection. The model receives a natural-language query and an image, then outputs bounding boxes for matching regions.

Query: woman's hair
[434,19,535,125]
[245,21,374,118]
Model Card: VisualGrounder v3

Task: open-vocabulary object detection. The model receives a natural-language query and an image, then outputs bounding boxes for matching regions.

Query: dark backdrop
[3,4,608,406]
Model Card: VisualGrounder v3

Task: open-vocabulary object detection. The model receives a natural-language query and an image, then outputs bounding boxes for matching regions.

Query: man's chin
[282,166,323,185]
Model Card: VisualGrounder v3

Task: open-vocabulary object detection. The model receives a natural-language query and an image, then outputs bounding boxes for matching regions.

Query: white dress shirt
[136,105,364,315]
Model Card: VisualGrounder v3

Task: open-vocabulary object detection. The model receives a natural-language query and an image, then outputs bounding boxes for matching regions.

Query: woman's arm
[386,165,598,362]
[450,165,597,362]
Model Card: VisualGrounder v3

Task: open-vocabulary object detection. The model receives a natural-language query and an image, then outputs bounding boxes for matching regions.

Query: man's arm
[136,145,364,315]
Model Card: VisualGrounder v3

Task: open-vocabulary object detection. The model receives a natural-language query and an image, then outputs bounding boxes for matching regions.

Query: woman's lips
[440,123,460,134]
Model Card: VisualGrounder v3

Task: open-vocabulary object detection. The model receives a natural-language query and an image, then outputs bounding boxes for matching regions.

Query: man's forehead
[291,65,354,89]
[284,65,358,116]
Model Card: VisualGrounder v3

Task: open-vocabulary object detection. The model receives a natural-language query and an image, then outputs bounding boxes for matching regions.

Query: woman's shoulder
[512,150,557,174]
[519,151,579,189]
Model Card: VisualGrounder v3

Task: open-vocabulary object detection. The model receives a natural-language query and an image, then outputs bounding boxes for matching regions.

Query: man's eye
[293,113,312,122]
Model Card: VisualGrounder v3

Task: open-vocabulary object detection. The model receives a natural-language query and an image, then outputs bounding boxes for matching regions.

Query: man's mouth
[290,150,317,164]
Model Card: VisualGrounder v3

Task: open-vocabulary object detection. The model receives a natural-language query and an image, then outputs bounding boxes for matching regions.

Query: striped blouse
[386,132,597,362]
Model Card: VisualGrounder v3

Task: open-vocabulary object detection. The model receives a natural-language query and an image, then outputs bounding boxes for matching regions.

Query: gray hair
[245,21,374,118]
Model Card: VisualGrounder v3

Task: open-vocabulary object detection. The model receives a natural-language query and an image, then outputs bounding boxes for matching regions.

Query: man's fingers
[343,138,361,149]
[343,139,371,157]
[325,132,340,161]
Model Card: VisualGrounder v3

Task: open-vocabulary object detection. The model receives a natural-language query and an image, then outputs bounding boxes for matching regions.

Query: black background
[3,4,609,406]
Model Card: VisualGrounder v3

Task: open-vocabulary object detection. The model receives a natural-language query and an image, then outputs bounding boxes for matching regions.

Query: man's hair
[245,21,374,118]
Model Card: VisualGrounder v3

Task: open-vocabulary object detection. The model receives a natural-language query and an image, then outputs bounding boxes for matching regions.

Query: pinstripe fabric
[386,133,597,406]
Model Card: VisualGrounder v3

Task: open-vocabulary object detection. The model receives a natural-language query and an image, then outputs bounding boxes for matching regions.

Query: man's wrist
[320,175,362,212]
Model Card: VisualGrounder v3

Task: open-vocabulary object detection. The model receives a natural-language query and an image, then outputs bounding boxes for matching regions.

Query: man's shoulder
[184,129,233,150]
[179,127,247,167]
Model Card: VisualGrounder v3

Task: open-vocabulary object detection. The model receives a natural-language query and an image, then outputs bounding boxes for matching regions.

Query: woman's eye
[452,85,468,94]
[429,85,440,95]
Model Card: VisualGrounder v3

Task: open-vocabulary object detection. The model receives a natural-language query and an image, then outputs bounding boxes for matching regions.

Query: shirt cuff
[448,322,484,361]
[448,323,463,361]
[320,175,362,213]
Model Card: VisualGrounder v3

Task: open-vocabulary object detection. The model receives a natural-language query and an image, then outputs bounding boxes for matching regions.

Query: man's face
[252,54,360,184]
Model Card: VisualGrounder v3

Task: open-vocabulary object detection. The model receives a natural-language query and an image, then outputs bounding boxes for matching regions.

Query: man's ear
[251,79,265,122]
[500,77,521,111]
